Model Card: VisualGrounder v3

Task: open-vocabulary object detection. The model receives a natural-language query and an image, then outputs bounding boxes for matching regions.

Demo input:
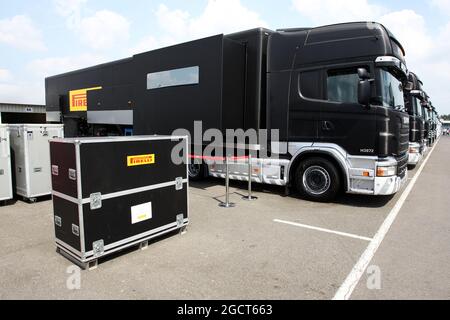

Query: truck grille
[396,152,408,178]
[399,127,410,156]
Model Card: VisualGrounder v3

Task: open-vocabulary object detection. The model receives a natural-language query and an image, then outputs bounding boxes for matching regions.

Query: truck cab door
[319,65,377,156]
[288,69,323,142]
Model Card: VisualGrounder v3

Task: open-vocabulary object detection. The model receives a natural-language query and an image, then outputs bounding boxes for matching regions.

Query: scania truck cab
[204,22,411,201]
[404,72,426,166]
[436,115,442,137]
[45,22,411,202]
[431,106,438,144]
[421,97,432,150]
[427,101,436,147]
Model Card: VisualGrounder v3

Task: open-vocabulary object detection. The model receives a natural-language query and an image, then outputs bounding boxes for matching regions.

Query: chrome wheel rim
[188,163,201,177]
[303,166,331,195]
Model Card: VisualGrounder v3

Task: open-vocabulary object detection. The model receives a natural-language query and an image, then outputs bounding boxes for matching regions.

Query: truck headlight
[409,146,420,153]
[376,165,397,177]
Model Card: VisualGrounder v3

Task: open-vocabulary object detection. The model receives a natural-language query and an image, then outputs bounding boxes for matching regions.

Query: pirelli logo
[69,86,102,112]
[127,154,155,167]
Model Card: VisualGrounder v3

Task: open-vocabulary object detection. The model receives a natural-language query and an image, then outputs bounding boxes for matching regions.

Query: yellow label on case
[127,154,155,167]
[131,202,152,224]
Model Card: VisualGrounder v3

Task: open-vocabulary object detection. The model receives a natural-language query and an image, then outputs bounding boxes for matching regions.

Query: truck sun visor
[375,56,408,79]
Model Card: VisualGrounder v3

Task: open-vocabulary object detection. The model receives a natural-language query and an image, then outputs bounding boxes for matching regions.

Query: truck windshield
[423,107,428,120]
[379,69,405,110]
[414,98,423,117]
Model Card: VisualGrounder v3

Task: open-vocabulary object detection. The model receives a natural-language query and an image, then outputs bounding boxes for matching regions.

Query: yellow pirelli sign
[69,86,102,112]
[127,154,155,167]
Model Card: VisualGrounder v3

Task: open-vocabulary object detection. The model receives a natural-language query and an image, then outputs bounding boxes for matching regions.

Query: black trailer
[50,135,189,269]
[45,30,272,138]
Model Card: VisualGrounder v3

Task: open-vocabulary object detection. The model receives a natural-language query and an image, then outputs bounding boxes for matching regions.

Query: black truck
[422,94,436,148]
[431,105,439,144]
[46,22,411,201]
[404,72,427,166]
[423,95,432,149]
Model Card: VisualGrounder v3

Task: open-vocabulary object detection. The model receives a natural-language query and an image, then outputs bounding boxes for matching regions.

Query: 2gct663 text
[221,304,272,316]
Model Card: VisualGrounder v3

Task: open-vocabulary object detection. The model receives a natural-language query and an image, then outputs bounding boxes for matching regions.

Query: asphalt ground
[0,137,448,299]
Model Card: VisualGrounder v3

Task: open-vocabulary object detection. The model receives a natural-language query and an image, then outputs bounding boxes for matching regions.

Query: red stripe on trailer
[188,154,249,161]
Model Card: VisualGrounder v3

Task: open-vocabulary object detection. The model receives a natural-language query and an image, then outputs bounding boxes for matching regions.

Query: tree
[441,114,450,121]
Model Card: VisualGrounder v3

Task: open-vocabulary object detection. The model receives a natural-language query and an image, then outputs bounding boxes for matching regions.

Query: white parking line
[333,138,440,300]
[273,219,373,242]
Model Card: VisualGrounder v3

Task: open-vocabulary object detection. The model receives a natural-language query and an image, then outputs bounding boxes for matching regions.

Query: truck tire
[295,157,341,202]
[188,163,206,181]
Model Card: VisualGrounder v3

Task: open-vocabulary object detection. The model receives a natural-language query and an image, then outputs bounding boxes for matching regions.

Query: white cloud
[0,54,109,105]
[0,15,46,51]
[54,0,87,28]
[0,84,22,102]
[1,53,108,105]
[379,10,433,63]
[156,5,190,38]
[431,0,450,15]
[54,1,130,51]
[0,69,12,82]
[78,10,130,50]
[54,0,87,16]
[377,10,450,113]
[28,54,106,78]
[133,0,268,53]
[0,83,44,104]
[129,35,160,55]
[292,0,385,25]
[414,21,450,114]
[186,0,268,38]
[436,20,450,56]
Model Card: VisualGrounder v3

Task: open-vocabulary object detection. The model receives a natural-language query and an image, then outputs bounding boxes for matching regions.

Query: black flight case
[49,135,189,269]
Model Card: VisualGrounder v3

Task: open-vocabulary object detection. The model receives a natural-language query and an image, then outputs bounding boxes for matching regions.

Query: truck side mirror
[357,68,371,106]
[357,68,370,80]
[358,80,371,106]
[404,81,413,91]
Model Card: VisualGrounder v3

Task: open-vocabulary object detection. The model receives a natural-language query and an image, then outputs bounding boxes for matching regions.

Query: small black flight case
[49,135,189,269]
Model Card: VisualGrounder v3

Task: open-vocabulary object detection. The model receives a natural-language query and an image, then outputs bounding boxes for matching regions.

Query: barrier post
[242,154,258,201]
[219,156,235,208]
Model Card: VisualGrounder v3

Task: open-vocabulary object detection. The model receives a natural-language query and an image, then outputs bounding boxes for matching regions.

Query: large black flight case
[49,135,189,269]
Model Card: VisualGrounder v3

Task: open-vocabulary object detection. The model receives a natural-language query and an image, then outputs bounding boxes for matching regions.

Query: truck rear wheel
[188,163,206,181]
[295,157,341,202]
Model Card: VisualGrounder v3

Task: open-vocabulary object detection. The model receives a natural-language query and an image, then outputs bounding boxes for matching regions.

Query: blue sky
[1,0,450,114]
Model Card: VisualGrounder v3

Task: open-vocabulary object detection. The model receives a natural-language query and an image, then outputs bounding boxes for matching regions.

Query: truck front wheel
[295,157,341,202]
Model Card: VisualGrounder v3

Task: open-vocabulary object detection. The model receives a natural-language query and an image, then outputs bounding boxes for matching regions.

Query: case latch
[72,224,80,236]
[54,216,62,227]
[176,214,184,227]
[90,192,102,210]
[68,168,76,181]
[51,165,59,176]
[93,240,104,257]
[175,177,183,190]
